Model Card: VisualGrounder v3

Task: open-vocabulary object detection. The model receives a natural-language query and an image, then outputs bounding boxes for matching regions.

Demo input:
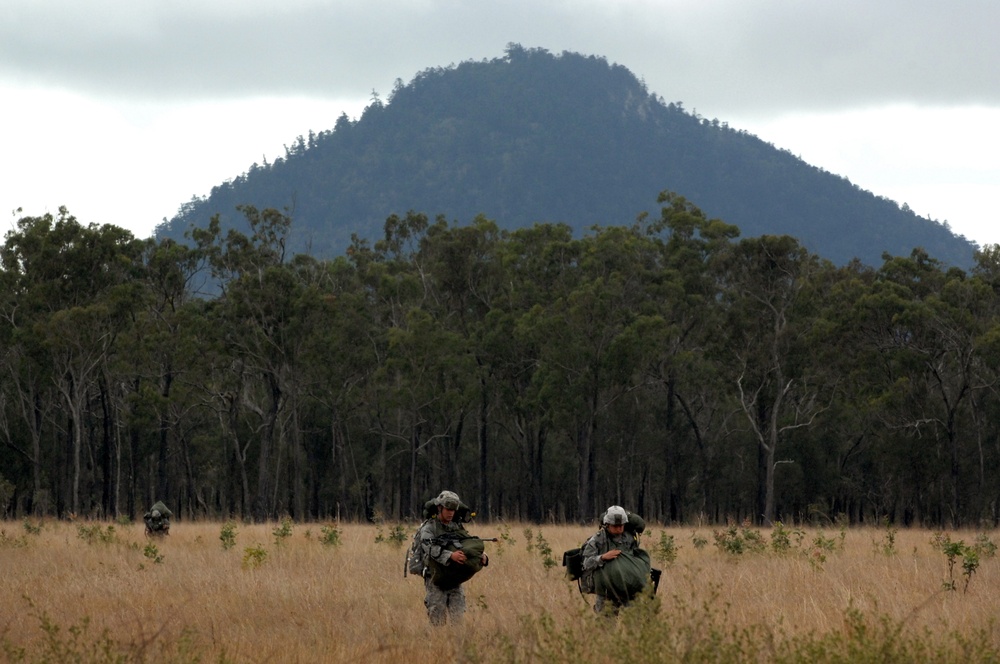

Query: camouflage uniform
[415,517,470,625]
[581,509,644,614]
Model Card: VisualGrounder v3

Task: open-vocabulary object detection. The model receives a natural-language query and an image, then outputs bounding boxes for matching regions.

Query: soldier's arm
[581,534,605,571]
[423,531,454,565]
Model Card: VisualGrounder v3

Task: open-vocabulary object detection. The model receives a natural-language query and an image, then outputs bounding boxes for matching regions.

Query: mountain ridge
[156,44,977,268]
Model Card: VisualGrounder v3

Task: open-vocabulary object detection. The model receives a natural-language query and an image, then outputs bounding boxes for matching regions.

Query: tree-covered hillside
[156,44,977,268]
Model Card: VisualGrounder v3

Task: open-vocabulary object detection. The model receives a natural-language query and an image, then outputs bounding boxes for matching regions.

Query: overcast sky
[3,0,998,250]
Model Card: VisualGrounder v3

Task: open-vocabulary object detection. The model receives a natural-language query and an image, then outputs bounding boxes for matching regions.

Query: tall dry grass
[1,518,998,662]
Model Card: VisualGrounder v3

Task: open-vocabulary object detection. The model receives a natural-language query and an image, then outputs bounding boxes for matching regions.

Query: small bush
[375,524,407,547]
[272,517,293,546]
[242,544,268,570]
[0,529,28,548]
[713,520,766,556]
[973,532,997,559]
[933,532,981,593]
[143,542,164,564]
[387,524,407,547]
[534,531,557,570]
[770,521,791,553]
[220,521,238,550]
[320,524,342,547]
[873,517,898,556]
[76,524,118,545]
[495,522,516,556]
[652,531,678,565]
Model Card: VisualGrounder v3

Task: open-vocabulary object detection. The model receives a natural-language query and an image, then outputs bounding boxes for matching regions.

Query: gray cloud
[2,0,998,117]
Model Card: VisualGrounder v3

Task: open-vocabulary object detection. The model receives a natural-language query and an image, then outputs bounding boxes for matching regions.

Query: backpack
[406,525,428,577]
[562,547,596,594]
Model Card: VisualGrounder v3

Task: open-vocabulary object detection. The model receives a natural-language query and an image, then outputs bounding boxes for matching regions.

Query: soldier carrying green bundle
[406,490,494,626]
[143,501,172,537]
[565,505,660,615]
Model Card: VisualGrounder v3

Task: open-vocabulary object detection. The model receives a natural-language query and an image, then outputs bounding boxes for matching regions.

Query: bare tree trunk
[478,381,490,520]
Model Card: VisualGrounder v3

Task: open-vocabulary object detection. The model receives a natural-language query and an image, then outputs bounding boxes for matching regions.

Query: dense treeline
[4,196,1000,527]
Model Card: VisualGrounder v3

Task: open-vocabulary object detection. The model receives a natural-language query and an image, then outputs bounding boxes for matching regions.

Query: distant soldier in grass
[407,490,489,626]
[581,505,648,615]
[143,501,172,537]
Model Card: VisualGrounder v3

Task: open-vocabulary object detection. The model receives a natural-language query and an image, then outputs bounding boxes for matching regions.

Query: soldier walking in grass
[407,490,489,626]
[581,505,648,615]
[143,500,172,537]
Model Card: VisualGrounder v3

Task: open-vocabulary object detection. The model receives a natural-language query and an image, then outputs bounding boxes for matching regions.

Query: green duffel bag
[150,501,173,518]
[593,548,651,602]
[429,536,486,590]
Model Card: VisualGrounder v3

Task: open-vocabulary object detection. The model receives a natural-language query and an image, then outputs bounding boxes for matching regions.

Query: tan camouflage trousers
[423,577,466,626]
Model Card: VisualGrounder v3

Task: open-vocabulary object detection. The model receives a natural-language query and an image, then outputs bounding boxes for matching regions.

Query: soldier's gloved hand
[481,553,489,567]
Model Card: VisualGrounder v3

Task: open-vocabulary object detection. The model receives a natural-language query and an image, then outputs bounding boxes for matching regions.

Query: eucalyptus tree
[486,223,578,521]
[637,192,741,521]
[969,245,1000,521]
[300,253,380,519]
[802,259,885,523]
[353,211,484,518]
[353,211,432,517]
[566,223,682,516]
[719,234,829,525]
[0,250,55,515]
[0,209,145,516]
[192,205,315,520]
[869,250,991,525]
[109,236,215,518]
[416,215,506,517]
[927,268,997,523]
[533,223,665,520]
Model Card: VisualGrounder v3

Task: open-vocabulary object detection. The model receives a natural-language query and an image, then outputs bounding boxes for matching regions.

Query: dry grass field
[1,518,999,663]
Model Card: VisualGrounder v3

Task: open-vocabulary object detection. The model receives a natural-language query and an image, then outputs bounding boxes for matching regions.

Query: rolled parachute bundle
[593,548,652,602]
[428,536,486,590]
[150,501,173,518]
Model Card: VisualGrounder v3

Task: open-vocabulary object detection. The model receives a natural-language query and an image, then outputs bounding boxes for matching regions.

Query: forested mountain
[156,44,977,268]
[5,46,996,530]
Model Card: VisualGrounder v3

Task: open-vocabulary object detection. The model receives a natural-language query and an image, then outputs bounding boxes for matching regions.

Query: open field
[1,519,999,662]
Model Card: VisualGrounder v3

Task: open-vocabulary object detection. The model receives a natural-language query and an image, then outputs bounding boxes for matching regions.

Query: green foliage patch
[219,521,238,551]
[271,516,293,546]
[76,524,118,545]
[373,524,406,548]
[1,599,223,663]
[241,544,268,570]
[320,524,342,547]
[931,531,995,593]
[480,589,999,664]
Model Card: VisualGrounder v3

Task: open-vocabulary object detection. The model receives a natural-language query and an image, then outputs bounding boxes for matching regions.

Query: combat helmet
[603,505,628,526]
